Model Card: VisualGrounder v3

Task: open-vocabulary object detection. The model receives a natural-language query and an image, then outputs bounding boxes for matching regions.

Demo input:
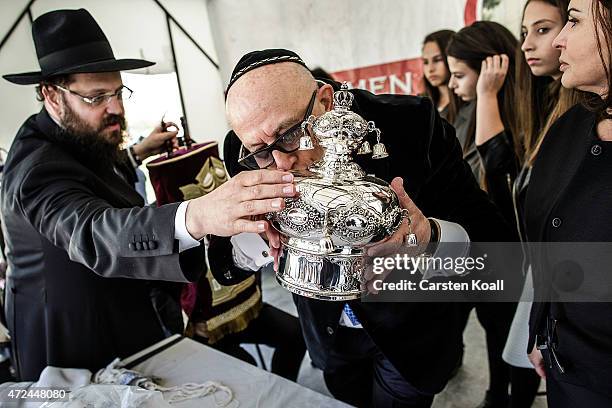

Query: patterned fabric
[147,143,262,344]
[179,156,228,199]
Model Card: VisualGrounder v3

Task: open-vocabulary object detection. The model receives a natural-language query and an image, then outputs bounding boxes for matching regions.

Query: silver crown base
[276,245,368,301]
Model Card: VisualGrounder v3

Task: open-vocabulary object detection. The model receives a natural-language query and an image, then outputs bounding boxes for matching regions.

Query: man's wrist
[427,218,440,254]
[128,145,142,166]
[185,198,208,240]
[428,218,440,243]
[175,201,202,251]
[131,143,149,161]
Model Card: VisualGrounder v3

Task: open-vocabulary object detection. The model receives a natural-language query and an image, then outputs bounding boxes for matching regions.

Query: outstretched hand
[185,169,297,240]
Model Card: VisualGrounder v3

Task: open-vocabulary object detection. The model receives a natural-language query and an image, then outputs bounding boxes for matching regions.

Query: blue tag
[343,304,361,326]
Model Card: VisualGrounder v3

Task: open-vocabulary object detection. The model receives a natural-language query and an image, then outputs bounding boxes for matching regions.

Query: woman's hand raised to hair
[476,54,509,98]
[475,54,509,146]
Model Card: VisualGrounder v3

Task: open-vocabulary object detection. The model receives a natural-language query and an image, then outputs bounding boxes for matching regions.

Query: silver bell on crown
[371,128,388,159]
[299,134,314,150]
[298,119,315,150]
[372,142,389,159]
[357,140,372,155]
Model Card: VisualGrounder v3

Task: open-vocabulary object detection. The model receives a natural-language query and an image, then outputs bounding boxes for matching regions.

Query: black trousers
[457,302,516,403]
[196,303,306,381]
[509,366,541,408]
[545,366,612,408]
[323,327,435,408]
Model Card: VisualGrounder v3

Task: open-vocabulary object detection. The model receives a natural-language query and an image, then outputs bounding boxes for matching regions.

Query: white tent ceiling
[0,0,523,152]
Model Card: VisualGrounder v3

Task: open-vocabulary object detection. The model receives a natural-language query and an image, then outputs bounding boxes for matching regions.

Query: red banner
[329,0,480,96]
[464,0,479,25]
[331,58,425,96]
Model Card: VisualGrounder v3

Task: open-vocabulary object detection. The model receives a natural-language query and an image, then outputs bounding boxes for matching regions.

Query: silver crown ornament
[298,120,315,150]
[267,83,402,301]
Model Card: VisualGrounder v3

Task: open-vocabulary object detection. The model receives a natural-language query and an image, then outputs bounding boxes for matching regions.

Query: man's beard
[55,101,127,168]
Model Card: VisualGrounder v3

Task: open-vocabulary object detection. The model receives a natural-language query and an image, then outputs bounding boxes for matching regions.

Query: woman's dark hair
[585,0,612,120]
[516,0,583,165]
[422,30,462,123]
[446,21,521,159]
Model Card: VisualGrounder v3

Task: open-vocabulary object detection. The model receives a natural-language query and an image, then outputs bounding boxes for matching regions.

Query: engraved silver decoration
[269,82,402,301]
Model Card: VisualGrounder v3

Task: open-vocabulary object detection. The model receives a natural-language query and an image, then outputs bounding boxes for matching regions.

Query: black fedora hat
[3,8,154,85]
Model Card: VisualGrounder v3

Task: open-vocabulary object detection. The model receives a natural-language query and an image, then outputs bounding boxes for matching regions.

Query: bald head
[225,61,334,171]
[226,62,316,130]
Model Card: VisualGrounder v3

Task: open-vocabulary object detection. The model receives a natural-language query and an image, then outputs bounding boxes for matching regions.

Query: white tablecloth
[122,335,350,408]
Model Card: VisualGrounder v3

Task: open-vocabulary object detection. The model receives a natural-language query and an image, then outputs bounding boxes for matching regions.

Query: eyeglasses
[237,89,318,170]
[54,84,133,107]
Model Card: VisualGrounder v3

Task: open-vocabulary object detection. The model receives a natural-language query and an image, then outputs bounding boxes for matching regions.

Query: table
[121,335,351,408]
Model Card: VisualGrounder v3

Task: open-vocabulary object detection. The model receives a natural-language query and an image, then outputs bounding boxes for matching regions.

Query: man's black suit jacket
[1,109,205,381]
[212,86,513,394]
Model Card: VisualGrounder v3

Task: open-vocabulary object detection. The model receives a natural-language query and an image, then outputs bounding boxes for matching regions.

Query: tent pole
[0,0,39,53]
[165,13,189,129]
[152,0,219,69]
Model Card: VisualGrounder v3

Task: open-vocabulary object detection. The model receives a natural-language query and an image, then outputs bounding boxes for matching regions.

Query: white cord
[94,358,237,407]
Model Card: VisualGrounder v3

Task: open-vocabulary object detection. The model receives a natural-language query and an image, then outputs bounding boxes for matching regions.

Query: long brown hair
[422,30,462,123]
[515,0,583,165]
[584,0,612,120]
[446,21,521,158]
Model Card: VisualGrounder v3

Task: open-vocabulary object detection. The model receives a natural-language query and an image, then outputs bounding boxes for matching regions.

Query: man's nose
[271,150,297,171]
[105,95,124,116]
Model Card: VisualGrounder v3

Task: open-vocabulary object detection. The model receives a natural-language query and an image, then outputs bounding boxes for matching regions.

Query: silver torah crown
[269,82,403,301]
